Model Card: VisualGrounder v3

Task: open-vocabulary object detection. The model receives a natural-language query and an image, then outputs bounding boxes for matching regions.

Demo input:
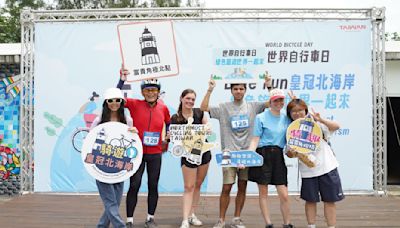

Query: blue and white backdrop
[34,20,372,193]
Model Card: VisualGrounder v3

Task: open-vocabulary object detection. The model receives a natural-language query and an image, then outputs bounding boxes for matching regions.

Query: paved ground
[1,193,400,227]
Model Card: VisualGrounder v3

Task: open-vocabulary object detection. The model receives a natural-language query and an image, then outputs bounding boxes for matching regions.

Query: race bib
[230,115,250,131]
[143,132,160,146]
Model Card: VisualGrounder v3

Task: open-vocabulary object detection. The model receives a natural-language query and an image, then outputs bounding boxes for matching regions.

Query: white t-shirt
[298,122,339,178]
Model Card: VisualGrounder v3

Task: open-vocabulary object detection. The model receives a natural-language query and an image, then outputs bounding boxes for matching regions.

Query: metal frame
[19,7,386,194]
[20,9,35,194]
[371,8,387,195]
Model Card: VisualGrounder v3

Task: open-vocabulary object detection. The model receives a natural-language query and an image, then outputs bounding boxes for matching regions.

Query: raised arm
[263,71,273,108]
[264,70,273,92]
[311,108,340,131]
[200,77,216,112]
[287,90,297,100]
[116,66,130,89]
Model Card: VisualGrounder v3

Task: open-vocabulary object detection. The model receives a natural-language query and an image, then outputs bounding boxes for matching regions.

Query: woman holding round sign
[285,99,344,228]
[82,88,142,228]
[247,88,294,228]
[170,89,211,228]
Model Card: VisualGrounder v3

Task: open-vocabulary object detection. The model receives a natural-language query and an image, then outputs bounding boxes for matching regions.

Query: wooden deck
[1,194,400,227]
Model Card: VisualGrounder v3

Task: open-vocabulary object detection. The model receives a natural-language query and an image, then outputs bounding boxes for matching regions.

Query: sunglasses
[106,98,122,104]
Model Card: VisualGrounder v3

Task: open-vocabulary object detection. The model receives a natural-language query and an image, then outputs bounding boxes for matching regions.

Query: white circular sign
[81,122,143,184]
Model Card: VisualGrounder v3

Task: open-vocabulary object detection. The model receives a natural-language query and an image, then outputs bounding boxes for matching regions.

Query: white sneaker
[230,218,246,228]
[188,214,203,226]
[213,219,226,228]
[180,220,190,228]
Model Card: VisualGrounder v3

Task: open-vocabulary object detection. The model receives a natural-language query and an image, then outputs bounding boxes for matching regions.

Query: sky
[204,0,400,32]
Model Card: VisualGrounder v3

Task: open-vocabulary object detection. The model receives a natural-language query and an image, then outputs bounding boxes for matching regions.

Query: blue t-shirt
[253,109,290,149]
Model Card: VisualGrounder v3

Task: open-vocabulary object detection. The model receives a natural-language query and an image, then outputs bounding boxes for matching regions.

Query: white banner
[34,20,372,193]
[118,20,179,81]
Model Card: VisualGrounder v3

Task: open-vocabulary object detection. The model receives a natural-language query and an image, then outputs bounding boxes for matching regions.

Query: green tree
[392,32,400,41]
[55,0,199,9]
[151,0,181,7]
[1,0,200,43]
[0,0,46,43]
[55,0,148,9]
[385,32,400,41]
[185,0,202,7]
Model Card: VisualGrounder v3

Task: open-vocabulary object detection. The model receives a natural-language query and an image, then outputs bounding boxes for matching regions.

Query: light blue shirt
[253,109,290,149]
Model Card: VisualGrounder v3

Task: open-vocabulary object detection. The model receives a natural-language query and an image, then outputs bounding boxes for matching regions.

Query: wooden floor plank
[1,194,399,227]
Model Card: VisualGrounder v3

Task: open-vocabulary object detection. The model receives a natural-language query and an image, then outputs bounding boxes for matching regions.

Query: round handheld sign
[81,122,143,183]
[286,116,323,154]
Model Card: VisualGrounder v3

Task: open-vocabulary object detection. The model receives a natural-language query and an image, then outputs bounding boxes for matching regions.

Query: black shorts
[248,146,287,185]
[181,151,212,168]
[301,168,345,202]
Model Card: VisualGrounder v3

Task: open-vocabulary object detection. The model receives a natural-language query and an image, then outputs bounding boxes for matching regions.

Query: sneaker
[213,219,226,228]
[126,222,134,228]
[180,220,190,228]
[266,224,274,228]
[144,218,158,228]
[230,218,246,228]
[189,214,203,226]
[283,224,294,228]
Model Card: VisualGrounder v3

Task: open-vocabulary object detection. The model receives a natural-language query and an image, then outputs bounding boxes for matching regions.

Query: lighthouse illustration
[299,119,314,140]
[139,27,160,65]
[92,128,106,152]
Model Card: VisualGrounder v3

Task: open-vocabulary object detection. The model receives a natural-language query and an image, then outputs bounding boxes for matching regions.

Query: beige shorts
[222,167,249,185]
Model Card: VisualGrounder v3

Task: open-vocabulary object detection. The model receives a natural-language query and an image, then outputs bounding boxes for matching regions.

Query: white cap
[104,88,123,100]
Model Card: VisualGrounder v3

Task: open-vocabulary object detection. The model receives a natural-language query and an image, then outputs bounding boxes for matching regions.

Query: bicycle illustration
[71,113,97,153]
[109,134,138,159]
[72,124,138,160]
